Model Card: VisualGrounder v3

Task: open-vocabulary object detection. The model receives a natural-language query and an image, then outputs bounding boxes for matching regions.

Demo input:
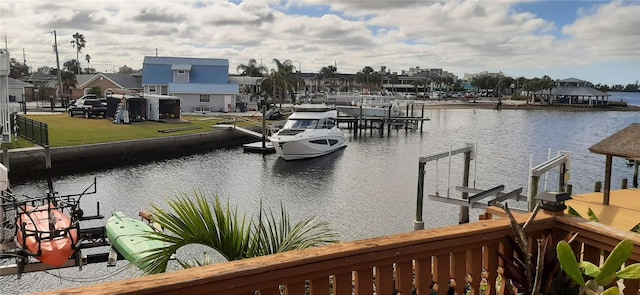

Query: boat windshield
[283,119,318,129]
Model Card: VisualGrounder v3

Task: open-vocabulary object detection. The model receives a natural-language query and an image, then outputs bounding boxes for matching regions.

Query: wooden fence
[40,213,639,295]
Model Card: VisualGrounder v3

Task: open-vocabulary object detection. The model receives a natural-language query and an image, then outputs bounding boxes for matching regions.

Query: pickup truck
[69,98,107,118]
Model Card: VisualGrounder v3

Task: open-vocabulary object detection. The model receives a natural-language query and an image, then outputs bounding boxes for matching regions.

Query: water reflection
[271,148,345,176]
[3,108,640,293]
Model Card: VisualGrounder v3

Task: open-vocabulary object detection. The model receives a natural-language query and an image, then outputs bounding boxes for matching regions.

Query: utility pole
[23,48,26,65]
[53,30,63,109]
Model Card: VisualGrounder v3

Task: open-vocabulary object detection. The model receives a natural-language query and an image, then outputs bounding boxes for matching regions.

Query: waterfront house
[533,78,610,106]
[71,73,143,99]
[142,56,238,113]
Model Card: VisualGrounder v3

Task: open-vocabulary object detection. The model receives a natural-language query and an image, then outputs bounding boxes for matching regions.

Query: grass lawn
[19,114,262,148]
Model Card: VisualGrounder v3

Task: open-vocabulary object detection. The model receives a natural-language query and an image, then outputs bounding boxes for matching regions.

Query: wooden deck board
[567,188,640,231]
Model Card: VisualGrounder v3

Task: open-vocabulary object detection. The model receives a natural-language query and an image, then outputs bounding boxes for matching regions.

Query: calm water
[3,92,640,293]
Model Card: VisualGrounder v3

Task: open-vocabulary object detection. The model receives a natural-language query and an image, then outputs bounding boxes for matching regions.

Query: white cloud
[0,0,638,84]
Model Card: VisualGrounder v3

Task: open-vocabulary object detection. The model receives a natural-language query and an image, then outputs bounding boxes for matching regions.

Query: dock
[212,124,275,153]
[567,188,640,231]
[336,102,430,137]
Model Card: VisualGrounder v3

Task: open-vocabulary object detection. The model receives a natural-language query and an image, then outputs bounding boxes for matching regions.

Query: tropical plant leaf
[580,261,600,278]
[556,241,585,287]
[567,206,583,218]
[497,251,528,290]
[601,287,619,295]
[586,208,600,223]
[616,263,640,279]
[252,202,339,257]
[595,239,633,286]
[631,223,640,233]
[134,191,339,274]
[506,236,526,268]
[134,191,253,274]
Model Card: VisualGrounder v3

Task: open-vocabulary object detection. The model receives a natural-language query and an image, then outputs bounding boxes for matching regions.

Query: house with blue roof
[142,56,238,112]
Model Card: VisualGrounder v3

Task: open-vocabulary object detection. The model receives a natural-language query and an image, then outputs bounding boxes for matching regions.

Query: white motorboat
[269,104,347,160]
[336,96,403,117]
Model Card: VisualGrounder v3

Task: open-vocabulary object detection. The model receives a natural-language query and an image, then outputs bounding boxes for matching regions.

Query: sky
[1,0,639,86]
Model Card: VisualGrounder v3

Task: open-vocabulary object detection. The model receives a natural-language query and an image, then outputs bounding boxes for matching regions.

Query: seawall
[4,129,257,183]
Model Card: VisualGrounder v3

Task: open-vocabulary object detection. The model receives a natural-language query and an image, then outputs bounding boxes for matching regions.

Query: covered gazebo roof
[587,123,640,205]
[534,86,609,97]
[589,123,640,161]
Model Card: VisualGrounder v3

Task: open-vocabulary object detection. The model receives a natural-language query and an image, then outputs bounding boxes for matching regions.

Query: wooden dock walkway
[567,188,640,231]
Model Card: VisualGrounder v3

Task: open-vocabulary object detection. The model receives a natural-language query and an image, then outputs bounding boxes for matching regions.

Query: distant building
[533,78,610,106]
[17,72,58,100]
[142,56,238,113]
[72,73,143,99]
[7,77,33,103]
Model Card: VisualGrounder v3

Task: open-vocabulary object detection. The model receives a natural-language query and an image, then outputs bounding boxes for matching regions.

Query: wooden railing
[41,213,640,295]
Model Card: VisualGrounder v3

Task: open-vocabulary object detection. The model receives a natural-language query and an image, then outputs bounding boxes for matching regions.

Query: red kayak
[16,203,79,267]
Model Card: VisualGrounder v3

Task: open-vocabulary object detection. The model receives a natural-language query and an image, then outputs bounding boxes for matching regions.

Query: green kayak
[105,211,164,269]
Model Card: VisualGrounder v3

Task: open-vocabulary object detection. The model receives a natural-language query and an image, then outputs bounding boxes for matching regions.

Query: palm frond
[135,191,339,274]
[135,191,252,274]
[252,202,339,257]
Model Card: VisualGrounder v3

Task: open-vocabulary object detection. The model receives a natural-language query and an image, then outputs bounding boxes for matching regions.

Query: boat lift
[414,144,527,230]
[527,151,570,211]
[0,176,125,278]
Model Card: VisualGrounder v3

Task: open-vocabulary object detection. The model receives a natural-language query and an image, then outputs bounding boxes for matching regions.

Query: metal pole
[558,162,566,192]
[634,160,638,188]
[261,99,266,149]
[459,151,471,224]
[414,162,425,230]
[528,175,539,212]
[53,30,63,109]
[603,155,612,205]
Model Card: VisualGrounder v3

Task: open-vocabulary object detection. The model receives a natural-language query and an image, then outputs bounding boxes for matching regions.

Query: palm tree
[135,192,339,274]
[318,65,337,92]
[355,66,378,92]
[541,75,556,103]
[271,59,298,106]
[70,33,86,74]
[60,70,77,107]
[63,59,82,75]
[411,80,422,96]
[422,77,430,97]
[236,59,267,77]
[85,54,91,72]
[389,74,400,95]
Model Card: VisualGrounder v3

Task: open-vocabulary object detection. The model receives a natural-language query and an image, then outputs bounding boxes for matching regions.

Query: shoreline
[418,100,640,111]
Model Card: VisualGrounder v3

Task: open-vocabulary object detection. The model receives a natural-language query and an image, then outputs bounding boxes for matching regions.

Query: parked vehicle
[69,98,107,118]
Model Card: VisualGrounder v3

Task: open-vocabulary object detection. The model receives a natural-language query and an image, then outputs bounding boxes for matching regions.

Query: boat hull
[105,211,164,269]
[270,131,347,160]
[16,204,78,267]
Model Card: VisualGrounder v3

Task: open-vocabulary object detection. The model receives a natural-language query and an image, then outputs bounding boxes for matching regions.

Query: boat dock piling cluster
[337,102,430,137]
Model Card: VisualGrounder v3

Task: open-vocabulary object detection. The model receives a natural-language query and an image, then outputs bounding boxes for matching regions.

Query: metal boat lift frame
[527,151,570,211]
[415,144,527,230]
